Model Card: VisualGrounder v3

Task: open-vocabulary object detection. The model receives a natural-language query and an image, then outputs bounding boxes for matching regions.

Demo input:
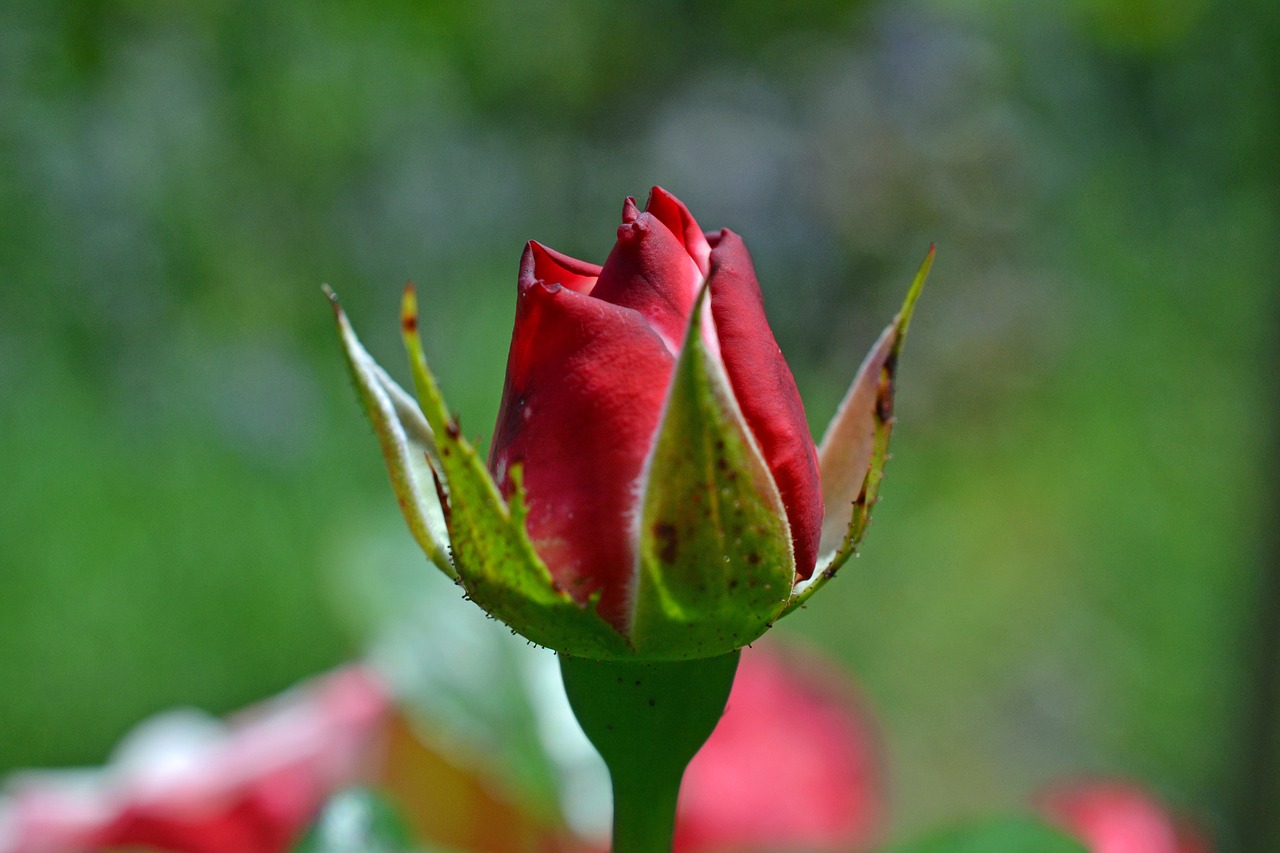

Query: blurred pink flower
[1037,781,1212,853]
[0,666,389,853]
[673,643,884,853]
[0,645,885,853]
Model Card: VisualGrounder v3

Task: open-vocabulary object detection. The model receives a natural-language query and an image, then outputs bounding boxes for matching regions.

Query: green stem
[610,764,682,853]
[560,651,741,853]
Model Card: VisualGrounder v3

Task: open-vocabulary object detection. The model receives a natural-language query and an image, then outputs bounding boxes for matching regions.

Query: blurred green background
[1,0,1276,849]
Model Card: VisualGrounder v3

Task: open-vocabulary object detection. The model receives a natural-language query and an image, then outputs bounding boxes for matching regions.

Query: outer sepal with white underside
[782,245,934,616]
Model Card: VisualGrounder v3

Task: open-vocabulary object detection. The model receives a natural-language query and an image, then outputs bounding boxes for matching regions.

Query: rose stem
[559,650,740,853]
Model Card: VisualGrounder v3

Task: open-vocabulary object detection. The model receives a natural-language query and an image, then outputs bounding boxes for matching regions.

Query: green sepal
[326,287,454,578]
[629,284,795,659]
[886,816,1087,853]
[397,286,632,659]
[782,245,933,617]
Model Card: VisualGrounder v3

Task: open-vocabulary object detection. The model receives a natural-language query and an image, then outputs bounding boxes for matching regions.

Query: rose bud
[328,188,932,660]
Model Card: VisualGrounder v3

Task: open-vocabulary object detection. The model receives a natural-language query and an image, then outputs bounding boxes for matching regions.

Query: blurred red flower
[0,667,388,853]
[0,637,895,853]
[674,643,884,853]
[1037,781,1212,853]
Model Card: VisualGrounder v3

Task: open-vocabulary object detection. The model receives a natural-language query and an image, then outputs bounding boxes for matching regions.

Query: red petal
[491,249,675,630]
[590,197,704,352]
[706,229,823,579]
[646,186,712,277]
[521,240,601,296]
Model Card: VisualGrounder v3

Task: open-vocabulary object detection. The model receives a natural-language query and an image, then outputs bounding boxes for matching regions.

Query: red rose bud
[490,190,823,633]
[328,189,933,660]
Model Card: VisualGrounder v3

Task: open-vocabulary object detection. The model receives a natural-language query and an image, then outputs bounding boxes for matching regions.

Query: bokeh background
[2,0,1277,850]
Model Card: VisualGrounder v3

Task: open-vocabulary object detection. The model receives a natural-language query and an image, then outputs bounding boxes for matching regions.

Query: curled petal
[590,197,705,352]
[645,186,712,277]
[521,240,601,296]
[706,229,823,579]
[490,256,675,630]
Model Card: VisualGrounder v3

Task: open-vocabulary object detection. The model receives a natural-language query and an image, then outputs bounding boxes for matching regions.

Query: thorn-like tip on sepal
[322,285,352,334]
[400,283,420,334]
[895,245,935,343]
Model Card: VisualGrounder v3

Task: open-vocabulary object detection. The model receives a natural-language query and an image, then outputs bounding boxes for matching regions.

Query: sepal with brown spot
[329,286,631,658]
[781,245,933,617]
[396,286,634,658]
[326,286,454,577]
[628,282,796,658]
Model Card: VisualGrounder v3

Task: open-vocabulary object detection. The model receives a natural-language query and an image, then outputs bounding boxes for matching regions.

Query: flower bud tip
[400,285,420,335]
[621,196,640,223]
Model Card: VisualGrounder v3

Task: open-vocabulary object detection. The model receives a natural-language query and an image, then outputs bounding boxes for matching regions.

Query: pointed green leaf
[886,817,1086,853]
[326,287,454,578]
[629,285,795,659]
[782,246,933,617]
[397,286,632,659]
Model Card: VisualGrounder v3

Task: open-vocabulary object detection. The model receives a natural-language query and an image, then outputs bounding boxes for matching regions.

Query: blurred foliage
[293,788,419,853]
[887,817,1085,853]
[1,0,1276,850]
